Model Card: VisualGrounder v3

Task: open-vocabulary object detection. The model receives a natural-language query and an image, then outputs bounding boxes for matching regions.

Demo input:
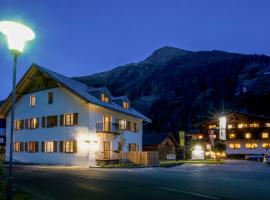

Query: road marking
[154,186,220,200]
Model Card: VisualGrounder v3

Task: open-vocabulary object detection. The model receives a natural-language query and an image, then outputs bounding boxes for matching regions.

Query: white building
[0,64,150,166]
[0,116,5,146]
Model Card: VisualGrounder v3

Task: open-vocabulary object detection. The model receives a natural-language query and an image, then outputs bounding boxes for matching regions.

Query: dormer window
[123,101,129,109]
[101,93,109,103]
[30,95,36,107]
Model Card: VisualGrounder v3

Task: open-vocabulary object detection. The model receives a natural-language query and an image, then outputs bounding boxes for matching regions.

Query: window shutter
[25,119,29,129]
[20,142,24,152]
[25,142,28,152]
[60,141,64,153]
[35,142,39,152]
[42,117,46,128]
[73,140,78,153]
[60,115,64,126]
[41,142,45,152]
[36,118,39,128]
[53,141,57,152]
[21,120,24,130]
[74,113,78,126]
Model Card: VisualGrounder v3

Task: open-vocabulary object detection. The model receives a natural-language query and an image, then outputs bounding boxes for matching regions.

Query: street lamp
[0,21,35,200]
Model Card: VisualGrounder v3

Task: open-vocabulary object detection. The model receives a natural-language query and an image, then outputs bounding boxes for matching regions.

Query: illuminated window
[101,93,109,102]
[30,118,39,129]
[262,132,269,139]
[118,119,126,130]
[262,143,270,148]
[28,141,38,152]
[208,124,217,129]
[265,123,270,127]
[14,120,24,130]
[123,101,129,109]
[30,95,36,107]
[245,143,258,149]
[128,143,139,152]
[249,123,259,128]
[45,141,55,152]
[14,142,23,152]
[238,124,247,128]
[229,133,236,139]
[65,140,74,153]
[228,124,233,129]
[64,114,74,126]
[245,133,252,139]
[229,143,241,149]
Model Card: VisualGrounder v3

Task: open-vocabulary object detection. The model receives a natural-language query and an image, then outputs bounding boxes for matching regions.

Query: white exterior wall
[6,87,143,166]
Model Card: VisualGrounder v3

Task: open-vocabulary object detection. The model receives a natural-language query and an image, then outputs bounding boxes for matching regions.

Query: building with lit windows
[0,64,150,166]
[190,112,270,158]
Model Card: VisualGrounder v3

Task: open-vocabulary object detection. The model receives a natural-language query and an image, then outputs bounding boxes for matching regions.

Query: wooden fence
[124,151,159,166]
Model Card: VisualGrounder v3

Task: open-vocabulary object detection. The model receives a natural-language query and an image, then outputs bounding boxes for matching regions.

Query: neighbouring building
[0,64,150,166]
[0,115,6,147]
[143,133,178,160]
[189,112,270,158]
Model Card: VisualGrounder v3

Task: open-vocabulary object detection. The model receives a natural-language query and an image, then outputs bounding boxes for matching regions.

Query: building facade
[0,64,150,166]
[190,112,270,157]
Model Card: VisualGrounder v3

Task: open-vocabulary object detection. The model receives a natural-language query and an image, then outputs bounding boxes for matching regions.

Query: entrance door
[103,116,111,132]
[103,141,111,159]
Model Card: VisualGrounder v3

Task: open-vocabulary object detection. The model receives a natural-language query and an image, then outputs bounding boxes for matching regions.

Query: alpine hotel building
[0,64,150,166]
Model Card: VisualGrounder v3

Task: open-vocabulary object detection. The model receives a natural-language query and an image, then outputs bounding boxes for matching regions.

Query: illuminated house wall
[0,117,5,146]
[2,65,149,166]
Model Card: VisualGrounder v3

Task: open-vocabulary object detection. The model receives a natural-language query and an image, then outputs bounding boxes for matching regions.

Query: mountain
[73,46,270,133]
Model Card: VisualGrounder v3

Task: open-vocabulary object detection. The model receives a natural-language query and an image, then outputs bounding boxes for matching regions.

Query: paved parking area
[11,160,270,200]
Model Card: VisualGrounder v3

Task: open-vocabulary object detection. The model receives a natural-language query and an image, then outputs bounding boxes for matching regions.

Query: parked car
[263,154,270,164]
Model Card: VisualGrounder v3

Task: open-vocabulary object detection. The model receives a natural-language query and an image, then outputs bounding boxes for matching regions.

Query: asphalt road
[11,160,270,200]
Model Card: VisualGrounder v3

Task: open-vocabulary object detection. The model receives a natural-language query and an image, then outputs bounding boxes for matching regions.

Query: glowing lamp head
[194,145,203,151]
[0,21,35,54]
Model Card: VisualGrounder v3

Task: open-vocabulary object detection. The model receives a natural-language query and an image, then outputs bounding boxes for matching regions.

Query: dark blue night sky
[0,0,270,100]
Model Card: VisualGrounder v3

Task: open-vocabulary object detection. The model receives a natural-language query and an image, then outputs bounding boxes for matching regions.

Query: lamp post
[0,21,35,200]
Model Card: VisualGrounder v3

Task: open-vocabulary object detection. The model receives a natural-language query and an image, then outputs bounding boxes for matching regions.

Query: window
[48,92,53,104]
[118,119,126,130]
[46,116,58,128]
[228,124,233,129]
[265,123,270,127]
[59,141,78,153]
[262,132,269,139]
[14,142,24,152]
[14,120,24,130]
[44,141,56,153]
[123,101,129,109]
[28,141,38,152]
[208,124,217,129]
[101,93,109,102]
[245,133,251,139]
[126,121,138,132]
[229,133,236,139]
[238,124,247,128]
[245,143,258,149]
[30,95,36,107]
[262,143,270,149]
[198,135,203,139]
[128,143,139,152]
[62,113,78,126]
[229,143,241,149]
[249,123,259,128]
[30,118,39,129]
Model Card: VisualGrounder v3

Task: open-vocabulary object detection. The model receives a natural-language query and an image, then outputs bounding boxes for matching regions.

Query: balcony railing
[96,122,121,134]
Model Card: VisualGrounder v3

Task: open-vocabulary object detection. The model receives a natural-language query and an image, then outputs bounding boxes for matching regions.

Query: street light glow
[0,21,35,53]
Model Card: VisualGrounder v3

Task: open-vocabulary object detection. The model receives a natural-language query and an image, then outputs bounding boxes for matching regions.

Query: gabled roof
[0,64,151,122]
[143,132,177,146]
